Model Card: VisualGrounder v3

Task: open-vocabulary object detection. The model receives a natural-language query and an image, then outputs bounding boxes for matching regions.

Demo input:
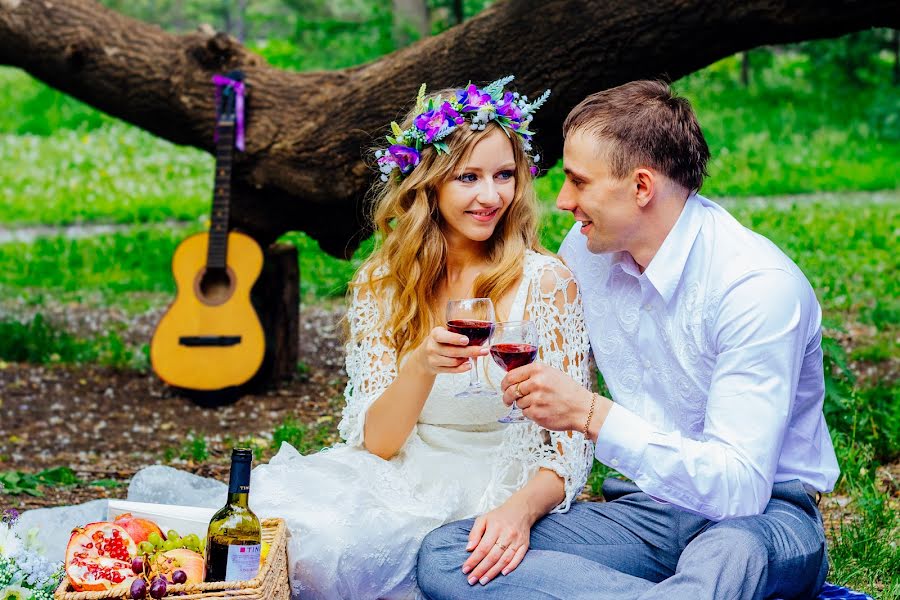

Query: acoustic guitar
[151,73,265,391]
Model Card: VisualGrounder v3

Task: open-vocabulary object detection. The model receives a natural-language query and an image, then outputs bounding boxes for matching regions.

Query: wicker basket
[55,518,290,600]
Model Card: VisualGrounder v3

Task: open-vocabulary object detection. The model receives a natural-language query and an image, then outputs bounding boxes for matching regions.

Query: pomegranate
[153,548,205,585]
[65,522,137,591]
[113,513,165,545]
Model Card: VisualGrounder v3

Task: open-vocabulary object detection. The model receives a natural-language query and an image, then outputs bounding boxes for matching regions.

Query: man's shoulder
[693,196,808,287]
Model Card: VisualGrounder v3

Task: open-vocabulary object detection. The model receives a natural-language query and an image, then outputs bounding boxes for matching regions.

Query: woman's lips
[467,208,500,222]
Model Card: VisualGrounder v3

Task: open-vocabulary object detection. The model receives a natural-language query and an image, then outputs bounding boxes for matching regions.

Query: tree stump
[250,242,300,387]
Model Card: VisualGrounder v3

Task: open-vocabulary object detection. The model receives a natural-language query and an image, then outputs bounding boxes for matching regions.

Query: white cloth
[131,250,592,599]
[559,194,840,521]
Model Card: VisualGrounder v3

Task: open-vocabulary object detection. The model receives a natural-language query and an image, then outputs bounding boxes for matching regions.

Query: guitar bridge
[178,335,242,347]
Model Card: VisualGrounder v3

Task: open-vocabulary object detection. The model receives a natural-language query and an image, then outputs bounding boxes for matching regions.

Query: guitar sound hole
[199,268,233,305]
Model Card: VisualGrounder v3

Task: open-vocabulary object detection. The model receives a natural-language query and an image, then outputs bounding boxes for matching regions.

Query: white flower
[14,547,59,588]
[0,523,23,559]
[1,584,30,600]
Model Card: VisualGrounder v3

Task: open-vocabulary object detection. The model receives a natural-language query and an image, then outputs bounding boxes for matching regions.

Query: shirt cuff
[594,403,653,476]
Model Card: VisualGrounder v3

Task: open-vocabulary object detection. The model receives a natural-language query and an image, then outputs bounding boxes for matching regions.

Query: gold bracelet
[583,392,597,438]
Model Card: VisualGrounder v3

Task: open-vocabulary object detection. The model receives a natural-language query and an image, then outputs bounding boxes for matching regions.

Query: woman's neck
[443,235,490,296]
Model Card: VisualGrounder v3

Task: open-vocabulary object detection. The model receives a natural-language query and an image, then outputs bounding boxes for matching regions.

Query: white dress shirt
[559,194,840,520]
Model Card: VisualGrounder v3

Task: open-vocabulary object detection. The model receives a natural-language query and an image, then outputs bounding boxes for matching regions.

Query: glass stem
[468,357,479,387]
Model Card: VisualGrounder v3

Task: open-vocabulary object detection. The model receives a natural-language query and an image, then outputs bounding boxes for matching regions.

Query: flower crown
[375,75,550,182]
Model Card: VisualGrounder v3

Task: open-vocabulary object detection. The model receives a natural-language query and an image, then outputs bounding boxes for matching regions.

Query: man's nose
[556,182,575,211]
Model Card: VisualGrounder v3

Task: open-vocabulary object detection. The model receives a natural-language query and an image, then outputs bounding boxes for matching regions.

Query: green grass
[673,53,900,197]
[0,124,212,225]
[0,313,136,367]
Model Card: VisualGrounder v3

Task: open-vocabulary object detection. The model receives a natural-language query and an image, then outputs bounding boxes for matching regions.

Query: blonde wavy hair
[352,89,550,360]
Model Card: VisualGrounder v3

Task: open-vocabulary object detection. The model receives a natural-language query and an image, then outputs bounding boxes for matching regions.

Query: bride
[29,78,594,600]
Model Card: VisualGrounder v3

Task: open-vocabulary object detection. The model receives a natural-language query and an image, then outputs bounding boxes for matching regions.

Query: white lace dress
[149,251,592,599]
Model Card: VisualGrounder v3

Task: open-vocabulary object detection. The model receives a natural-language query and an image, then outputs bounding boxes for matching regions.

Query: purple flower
[496,92,523,122]
[530,165,539,176]
[388,144,420,175]
[414,105,454,142]
[2,508,19,524]
[440,102,466,126]
[455,84,493,112]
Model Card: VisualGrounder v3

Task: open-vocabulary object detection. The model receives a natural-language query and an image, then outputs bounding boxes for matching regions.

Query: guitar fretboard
[207,122,234,271]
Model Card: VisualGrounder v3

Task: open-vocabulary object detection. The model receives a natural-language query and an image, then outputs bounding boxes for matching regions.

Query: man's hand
[501,363,609,440]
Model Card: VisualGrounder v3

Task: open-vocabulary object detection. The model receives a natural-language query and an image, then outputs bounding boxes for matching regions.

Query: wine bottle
[204,448,262,582]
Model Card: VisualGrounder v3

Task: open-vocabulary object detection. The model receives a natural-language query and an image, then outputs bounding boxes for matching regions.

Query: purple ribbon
[212,74,246,151]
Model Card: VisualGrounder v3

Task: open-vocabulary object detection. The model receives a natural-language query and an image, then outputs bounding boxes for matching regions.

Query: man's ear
[633,168,654,208]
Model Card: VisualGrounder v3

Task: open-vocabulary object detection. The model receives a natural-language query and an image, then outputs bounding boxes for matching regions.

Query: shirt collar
[610,250,642,278]
[642,193,703,304]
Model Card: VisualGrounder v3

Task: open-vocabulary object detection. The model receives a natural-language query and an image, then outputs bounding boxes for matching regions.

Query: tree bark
[1,0,898,257]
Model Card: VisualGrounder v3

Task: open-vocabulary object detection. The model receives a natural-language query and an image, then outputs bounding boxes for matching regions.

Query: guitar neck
[207,122,235,271]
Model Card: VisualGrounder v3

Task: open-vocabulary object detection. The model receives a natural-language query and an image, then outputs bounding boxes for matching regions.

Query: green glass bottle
[204,448,262,582]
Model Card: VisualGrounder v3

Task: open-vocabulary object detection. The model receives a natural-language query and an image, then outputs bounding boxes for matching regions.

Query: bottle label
[225,543,261,581]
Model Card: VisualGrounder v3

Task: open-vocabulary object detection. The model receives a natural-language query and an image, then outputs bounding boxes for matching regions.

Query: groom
[417,80,840,599]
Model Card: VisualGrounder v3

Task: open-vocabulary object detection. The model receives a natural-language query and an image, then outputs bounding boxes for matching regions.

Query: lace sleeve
[337,280,398,448]
[516,255,594,512]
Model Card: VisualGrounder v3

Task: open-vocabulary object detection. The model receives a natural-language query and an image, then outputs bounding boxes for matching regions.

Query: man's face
[556,130,640,255]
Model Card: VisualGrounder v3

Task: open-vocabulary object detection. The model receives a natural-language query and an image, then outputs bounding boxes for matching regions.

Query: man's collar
[642,193,703,304]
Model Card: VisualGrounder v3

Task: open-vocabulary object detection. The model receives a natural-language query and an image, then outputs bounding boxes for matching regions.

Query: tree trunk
[1,0,898,257]
[250,242,300,386]
[894,28,899,86]
[740,51,750,86]
[393,0,430,46]
[452,0,464,25]
[234,0,248,43]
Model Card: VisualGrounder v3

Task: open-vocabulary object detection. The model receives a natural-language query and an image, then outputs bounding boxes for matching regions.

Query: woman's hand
[413,326,488,376]
[461,500,533,586]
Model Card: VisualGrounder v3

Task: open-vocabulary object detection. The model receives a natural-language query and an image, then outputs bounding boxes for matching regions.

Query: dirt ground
[0,304,348,510]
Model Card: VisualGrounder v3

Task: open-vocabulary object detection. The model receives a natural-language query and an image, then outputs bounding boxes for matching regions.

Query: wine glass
[446,298,496,398]
[489,320,538,424]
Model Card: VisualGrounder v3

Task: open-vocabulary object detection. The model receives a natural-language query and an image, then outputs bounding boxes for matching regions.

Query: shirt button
[643,359,651,369]
[611,458,620,467]
[643,304,652,311]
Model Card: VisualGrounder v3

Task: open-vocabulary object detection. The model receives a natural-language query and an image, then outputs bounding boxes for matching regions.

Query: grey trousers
[417,478,828,600]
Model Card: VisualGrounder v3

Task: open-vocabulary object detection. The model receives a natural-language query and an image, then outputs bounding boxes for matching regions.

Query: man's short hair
[563,80,710,192]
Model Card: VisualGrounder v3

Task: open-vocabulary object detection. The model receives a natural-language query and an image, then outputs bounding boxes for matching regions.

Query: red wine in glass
[490,343,538,371]
[447,320,494,346]
[446,298,496,398]
[489,321,538,424]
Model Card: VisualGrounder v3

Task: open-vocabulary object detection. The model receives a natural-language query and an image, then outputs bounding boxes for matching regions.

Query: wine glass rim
[494,320,533,326]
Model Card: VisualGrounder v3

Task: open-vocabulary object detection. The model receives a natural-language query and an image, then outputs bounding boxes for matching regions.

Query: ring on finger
[514,383,524,398]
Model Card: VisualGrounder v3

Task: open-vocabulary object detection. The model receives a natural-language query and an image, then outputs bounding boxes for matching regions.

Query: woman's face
[436,128,516,247]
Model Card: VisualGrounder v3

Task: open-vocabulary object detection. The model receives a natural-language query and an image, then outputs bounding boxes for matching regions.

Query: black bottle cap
[231,448,253,462]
